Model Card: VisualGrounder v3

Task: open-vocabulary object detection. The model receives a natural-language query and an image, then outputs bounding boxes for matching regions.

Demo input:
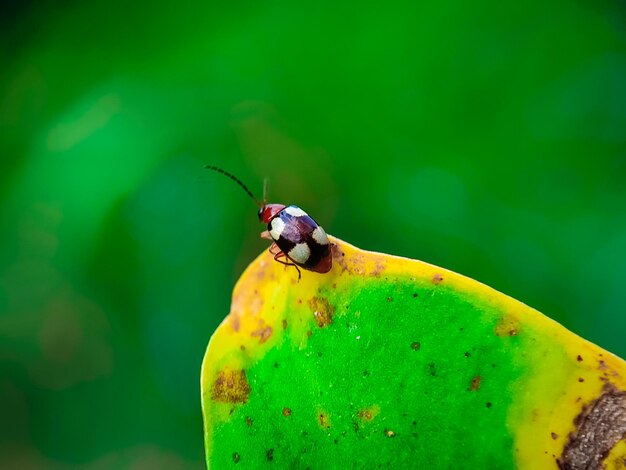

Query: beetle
[206,165,332,279]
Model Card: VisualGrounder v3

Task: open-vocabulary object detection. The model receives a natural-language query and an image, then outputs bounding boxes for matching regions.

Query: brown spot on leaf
[464,351,471,358]
[486,402,492,408]
[230,289,263,331]
[432,273,444,284]
[578,378,585,383]
[386,297,393,302]
[230,315,241,332]
[251,324,273,344]
[577,355,583,362]
[318,412,331,428]
[557,384,626,469]
[332,244,349,272]
[211,369,251,403]
[469,375,481,391]
[384,429,396,438]
[282,319,287,330]
[411,342,421,351]
[245,416,253,427]
[331,243,386,276]
[494,314,521,337]
[357,405,380,422]
[282,407,292,417]
[309,297,335,328]
[532,409,541,421]
[266,449,274,461]
[372,260,385,276]
[552,432,559,440]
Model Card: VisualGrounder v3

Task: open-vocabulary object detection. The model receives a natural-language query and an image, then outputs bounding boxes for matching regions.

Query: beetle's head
[258,204,286,224]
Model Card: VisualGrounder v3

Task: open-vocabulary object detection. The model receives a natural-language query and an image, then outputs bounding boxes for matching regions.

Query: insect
[206,165,332,280]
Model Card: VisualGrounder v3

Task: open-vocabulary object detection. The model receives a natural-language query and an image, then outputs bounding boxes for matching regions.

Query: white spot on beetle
[285,206,307,217]
[311,226,329,245]
[269,217,285,240]
[288,243,311,264]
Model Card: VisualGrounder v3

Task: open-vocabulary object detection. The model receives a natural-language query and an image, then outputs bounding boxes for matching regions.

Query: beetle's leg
[273,251,302,281]
[260,230,272,240]
[269,242,280,255]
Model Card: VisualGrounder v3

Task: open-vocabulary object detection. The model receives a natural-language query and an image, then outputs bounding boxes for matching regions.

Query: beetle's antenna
[262,177,269,205]
[205,165,262,208]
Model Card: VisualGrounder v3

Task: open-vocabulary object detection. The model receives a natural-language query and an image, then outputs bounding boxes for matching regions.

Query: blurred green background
[1,0,626,467]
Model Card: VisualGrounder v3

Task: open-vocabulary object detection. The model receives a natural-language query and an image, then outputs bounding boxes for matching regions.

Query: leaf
[201,237,626,469]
